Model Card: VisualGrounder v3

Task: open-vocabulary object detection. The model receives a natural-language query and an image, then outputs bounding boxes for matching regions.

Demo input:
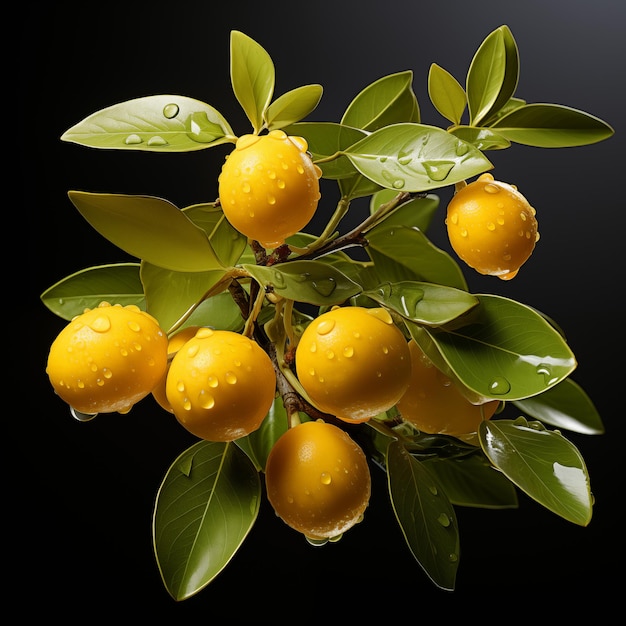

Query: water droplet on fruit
[484,183,500,194]
[343,346,354,358]
[316,319,336,335]
[199,391,215,409]
[70,407,97,422]
[208,376,219,388]
[225,371,237,384]
[320,472,332,485]
[90,315,111,333]
[305,536,329,547]
[163,103,179,119]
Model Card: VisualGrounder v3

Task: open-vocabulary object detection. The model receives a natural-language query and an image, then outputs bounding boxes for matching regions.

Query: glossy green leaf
[341,71,420,131]
[370,191,440,233]
[284,121,367,180]
[183,203,247,267]
[366,224,468,290]
[242,260,362,305]
[60,95,235,151]
[265,84,323,130]
[68,191,224,272]
[40,263,144,320]
[479,419,593,525]
[428,64,466,125]
[387,440,459,590]
[492,103,615,147]
[140,263,230,333]
[363,281,479,325]
[449,126,511,151]
[423,453,518,509]
[411,294,577,402]
[338,172,384,200]
[153,440,261,601]
[513,377,604,435]
[343,123,493,192]
[230,30,275,134]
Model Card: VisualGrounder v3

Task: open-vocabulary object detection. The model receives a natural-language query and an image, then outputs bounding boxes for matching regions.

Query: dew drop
[225,371,238,384]
[343,346,354,358]
[311,278,337,297]
[449,553,459,562]
[199,391,215,409]
[267,194,276,205]
[429,485,438,495]
[316,319,336,335]
[320,472,332,485]
[487,222,496,231]
[177,380,186,393]
[70,407,97,422]
[208,375,219,388]
[437,513,451,527]
[147,135,168,146]
[242,181,251,193]
[489,376,511,395]
[127,320,141,332]
[484,183,500,194]
[305,536,328,547]
[89,315,111,333]
[124,134,143,145]
[423,160,455,181]
[163,103,179,119]
[325,350,335,360]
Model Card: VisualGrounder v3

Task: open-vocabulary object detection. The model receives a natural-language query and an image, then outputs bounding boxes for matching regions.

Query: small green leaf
[479,419,593,525]
[68,191,224,273]
[153,440,261,601]
[428,63,467,125]
[370,191,439,233]
[364,281,479,325]
[449,126,511,151]
[40,263,144,320]
[265,84,323,130]
[492,103,615,147]
[366,224,468,290]
[230,30,275,134]
[341,70,420,131]
[387,440,459,590]
[242,260,362,306]
[343,123,493,192]
[61,95,235,151]
[513,378,605,435]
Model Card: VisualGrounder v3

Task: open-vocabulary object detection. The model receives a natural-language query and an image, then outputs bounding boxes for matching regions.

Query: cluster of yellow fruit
[46,130,539,543]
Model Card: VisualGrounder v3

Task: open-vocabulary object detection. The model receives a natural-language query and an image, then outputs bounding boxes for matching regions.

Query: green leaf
[370,191,440,233]
[341,70,420,131]
[338,173,384,200]
[423,454,518,509]
[363,281,479,326]
[513,378,605,435]
[492,103,615,147]
[140,263,230,333]
[68,191,224,272]
[449,126,511,151]
[343,123,493,192]
[428,63,466,125]
[387,440,459,591]
[230,30,275,134]
[153,440,261,601]
[60,95,235,151]
[40,263,144,320]
[479,419,593,525]
[265,84,323,130]
[242,260,362,306]
[366,224,468,290]
[410,294,577,402]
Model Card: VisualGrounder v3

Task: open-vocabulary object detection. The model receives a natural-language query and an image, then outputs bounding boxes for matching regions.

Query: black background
[25,0,624,619]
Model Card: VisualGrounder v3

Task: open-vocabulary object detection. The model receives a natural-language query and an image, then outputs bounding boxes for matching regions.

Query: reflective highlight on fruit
[165,328,276,441]
[217,129,322,248]
[46,302,168,414]
[265,420,371,540]
[397,340,499,439]
[295,306,411,422]
[446,172,539,280]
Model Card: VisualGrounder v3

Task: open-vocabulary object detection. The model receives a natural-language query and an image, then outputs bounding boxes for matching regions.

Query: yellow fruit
[151,326,201,413]
[46,302,168,415]
[165,328,276,441]
[397,341,499,438]
[295,306,411,423]
[265,420,371,541]
[446,172,539,280]
[217,129,323,249]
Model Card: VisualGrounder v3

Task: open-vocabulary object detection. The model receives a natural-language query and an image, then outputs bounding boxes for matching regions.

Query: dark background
[25,0,624,619]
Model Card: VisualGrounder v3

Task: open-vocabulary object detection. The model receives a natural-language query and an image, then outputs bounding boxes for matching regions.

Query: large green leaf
[428,63,466,125]
[265,84,324,130]
[68,191,224,272]
[153,440,261,601]
[492,103,615,147]
[40,263,144,320]
[409,294,577,402]
[369,191,440,233]
[341,70,420,131]
[449,126,511,151]
[386,440,459,591]
[242,259,362,306]
[230,30,275,134]
[343,123,493,192]
[479,419,593,525]
[363,281,479,326]
[60,94,235,151]
[513,377,605,435]
[366,224,468,290]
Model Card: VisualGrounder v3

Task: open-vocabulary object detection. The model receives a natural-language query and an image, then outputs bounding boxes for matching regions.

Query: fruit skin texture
[265,420,371,540]
[165,328,276,441]
[151,326,201,413]
[446,172,539,280]
[46,302,168,415]
[397,341,499,440]
[217,129,322,249]
[295,306,411,423]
